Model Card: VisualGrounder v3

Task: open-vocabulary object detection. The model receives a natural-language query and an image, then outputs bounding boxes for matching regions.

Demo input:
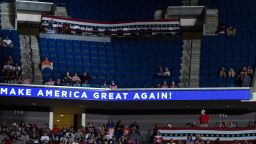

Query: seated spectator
[170,81,176,88]
[216,22,227,35]
[227,26,236,36]
[81,72,89,85]
[54,78,62,86]
[72,73,81,83]
[45,78,55,85]
[186,136,194,144]
[110,81,118,89]
[160,81,169,88]
[156,66,165,77]
[242,72,251,87]
[41,57,53,70]
[219,67,227,78]
[63,21,71,34]
[101,81,109,88]
[73,81,81,87]
[154,132,163,144]
[164,67,171,77]
[62,72,72,84]
[228,68,236,78]
[3,37,13,48]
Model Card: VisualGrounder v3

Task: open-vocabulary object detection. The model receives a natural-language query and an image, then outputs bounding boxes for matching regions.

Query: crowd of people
[219,66,254,87]
[0,119,142,144]
[155,66,177,88]
[44,70,118,90]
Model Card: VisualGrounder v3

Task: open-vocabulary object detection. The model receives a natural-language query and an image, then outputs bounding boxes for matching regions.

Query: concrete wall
[0,110,49,127]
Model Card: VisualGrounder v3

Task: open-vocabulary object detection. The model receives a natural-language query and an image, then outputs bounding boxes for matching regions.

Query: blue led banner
[0,84,251,101]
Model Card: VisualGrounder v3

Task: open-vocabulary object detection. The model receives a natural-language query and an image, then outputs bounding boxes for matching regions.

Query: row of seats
[39,38,182,88]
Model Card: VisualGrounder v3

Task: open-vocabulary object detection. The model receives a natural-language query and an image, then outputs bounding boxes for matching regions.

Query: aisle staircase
[31,36,42,84]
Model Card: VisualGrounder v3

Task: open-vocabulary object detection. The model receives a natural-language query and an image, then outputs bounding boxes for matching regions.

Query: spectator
[110,81,118,89]
[216,22,227,35]
[247,66,253,77]
[41,57,53,71]
[54,78,62,86]
[72,73,81,83]
[62,72,72,84]
[160,80,169,88]
[154,132,163,144]
[73,81,81,87]
[219,67,226,78]
[186,136,194,144]
[170,81,176,88]
[228,68,236,78]
[164,67,171,77]
[242,72,251,87]
[45,78,55,85]
[81,72,89,85]
[227,26,236,36]
[3,37,13,48]
[156,66,165,77]
[40,132,49,143]
[199,109,209,127]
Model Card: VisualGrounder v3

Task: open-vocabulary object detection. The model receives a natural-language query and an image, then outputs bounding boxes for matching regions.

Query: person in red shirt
[154,132,163,144]
[199,109,209,127]
[123,124,131,136]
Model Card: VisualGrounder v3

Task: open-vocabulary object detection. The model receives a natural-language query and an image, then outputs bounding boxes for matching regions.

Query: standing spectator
[3,37,13,48]
[156,66,165,77]
[41,57,53,71]
[106,118,115,139]
[219,67,227,78]
[199,109,209,127]
[62,72,72,85]
[242,72,252,87]
[110,81,118,89]
[164,67,171,77]
[72,73,81,83]
[228,68,236,78]
[247,66,253,77]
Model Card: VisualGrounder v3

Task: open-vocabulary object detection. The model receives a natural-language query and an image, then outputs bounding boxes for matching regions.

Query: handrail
[181,40,193,87]
[188,40,193,87]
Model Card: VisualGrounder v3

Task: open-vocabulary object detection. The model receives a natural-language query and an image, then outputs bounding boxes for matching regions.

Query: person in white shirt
[3,37,13,48]
[40,132,50,143]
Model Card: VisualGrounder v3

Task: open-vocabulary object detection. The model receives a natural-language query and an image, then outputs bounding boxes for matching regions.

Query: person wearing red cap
[199,109,209,127]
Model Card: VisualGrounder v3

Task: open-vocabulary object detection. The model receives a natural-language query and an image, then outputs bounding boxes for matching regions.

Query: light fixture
[57,120,60,122]
[60,114,64,117]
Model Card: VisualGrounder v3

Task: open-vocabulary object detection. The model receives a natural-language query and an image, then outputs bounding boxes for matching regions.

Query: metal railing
[181,40,193,87]
[21,35,34,82]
